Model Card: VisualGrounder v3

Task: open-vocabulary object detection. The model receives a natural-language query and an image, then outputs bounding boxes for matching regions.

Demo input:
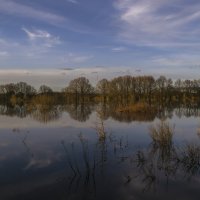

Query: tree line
[0,82,53,96]
[97,76,200,105]
[1,75,200,106]
[63,76,200,106]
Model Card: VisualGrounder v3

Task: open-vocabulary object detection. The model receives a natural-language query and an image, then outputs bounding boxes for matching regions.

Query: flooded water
[0,104,200,200]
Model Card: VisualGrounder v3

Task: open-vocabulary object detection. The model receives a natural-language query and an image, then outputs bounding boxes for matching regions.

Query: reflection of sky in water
[0,109,200,199]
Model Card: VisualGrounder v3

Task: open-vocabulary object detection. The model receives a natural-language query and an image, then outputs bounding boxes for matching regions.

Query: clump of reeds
[95,109,106,141]
[136,150,146,167]
[149,121,174,147]
[180,144,200,175]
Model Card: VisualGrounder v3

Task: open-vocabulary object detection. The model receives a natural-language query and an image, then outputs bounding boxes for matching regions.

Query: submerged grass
[149,121,174,147]
[180,144,200,175]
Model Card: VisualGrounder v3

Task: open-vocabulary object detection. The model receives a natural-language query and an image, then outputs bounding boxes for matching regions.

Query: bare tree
[38,85,53,94]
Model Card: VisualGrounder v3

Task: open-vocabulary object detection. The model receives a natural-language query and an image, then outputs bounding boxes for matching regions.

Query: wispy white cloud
[0,33,93,69]
[0,33,62,68]
[0,0,66,25]
[114,0,200,48]
[111,46,126,52]
[67,0,78,4]
[0,39,11,58]
[22,28,51,40]
[152,54,200,67]
[22,27,61,48]
[0,38,19,48]
[62,53,93,64]
[0,0,93,33]
[0,37,28,59]
[0,51,9,57]
[0,39,6,45]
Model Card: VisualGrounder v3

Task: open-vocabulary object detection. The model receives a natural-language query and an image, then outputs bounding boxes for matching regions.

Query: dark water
[0,104,200,200]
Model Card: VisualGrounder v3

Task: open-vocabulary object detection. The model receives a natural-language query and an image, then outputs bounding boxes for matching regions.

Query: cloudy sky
[1,0,200,88]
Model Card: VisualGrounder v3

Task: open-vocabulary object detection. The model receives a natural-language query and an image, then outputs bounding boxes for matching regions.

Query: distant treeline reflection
[1,101,200,123]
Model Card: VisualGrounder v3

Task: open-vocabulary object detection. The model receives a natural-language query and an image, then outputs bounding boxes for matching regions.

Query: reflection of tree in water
[175,106,200,118]
[156,106,174,120]
[96,102,157,122]
[62,103,94,122]
[96,103,110,121]
[97,104,200,123]
[97,103,174,122]
[0,105,28,118]
[111,111,156,122]
[30,105,61,123]
[2,101,200,123]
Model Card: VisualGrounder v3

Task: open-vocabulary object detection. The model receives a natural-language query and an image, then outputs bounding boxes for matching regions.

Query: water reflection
[62,103,95,122]
[174,106,200,118]
[1,103,200,123]
[54,120,200,199]
[59,131,129,200]
[132,121,200,192]
[133,122,178,191]
[30,105,61,123]
[0,104,28,118]
[1,117,200,199]
[179,144,200,178]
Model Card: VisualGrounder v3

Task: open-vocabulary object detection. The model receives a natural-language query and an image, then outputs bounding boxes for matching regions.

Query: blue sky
[1,0,200,87]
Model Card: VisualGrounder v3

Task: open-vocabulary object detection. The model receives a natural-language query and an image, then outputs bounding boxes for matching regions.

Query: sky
[1,0,200,88]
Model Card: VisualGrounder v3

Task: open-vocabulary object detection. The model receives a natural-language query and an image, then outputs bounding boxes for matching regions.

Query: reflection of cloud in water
[24,158,53,169]
[0,118,200,199]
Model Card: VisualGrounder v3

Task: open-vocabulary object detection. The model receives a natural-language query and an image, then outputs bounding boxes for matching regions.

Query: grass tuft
[149,121,174,147]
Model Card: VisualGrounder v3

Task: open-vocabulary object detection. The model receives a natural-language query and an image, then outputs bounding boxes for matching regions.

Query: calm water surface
[0,104,200,200]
